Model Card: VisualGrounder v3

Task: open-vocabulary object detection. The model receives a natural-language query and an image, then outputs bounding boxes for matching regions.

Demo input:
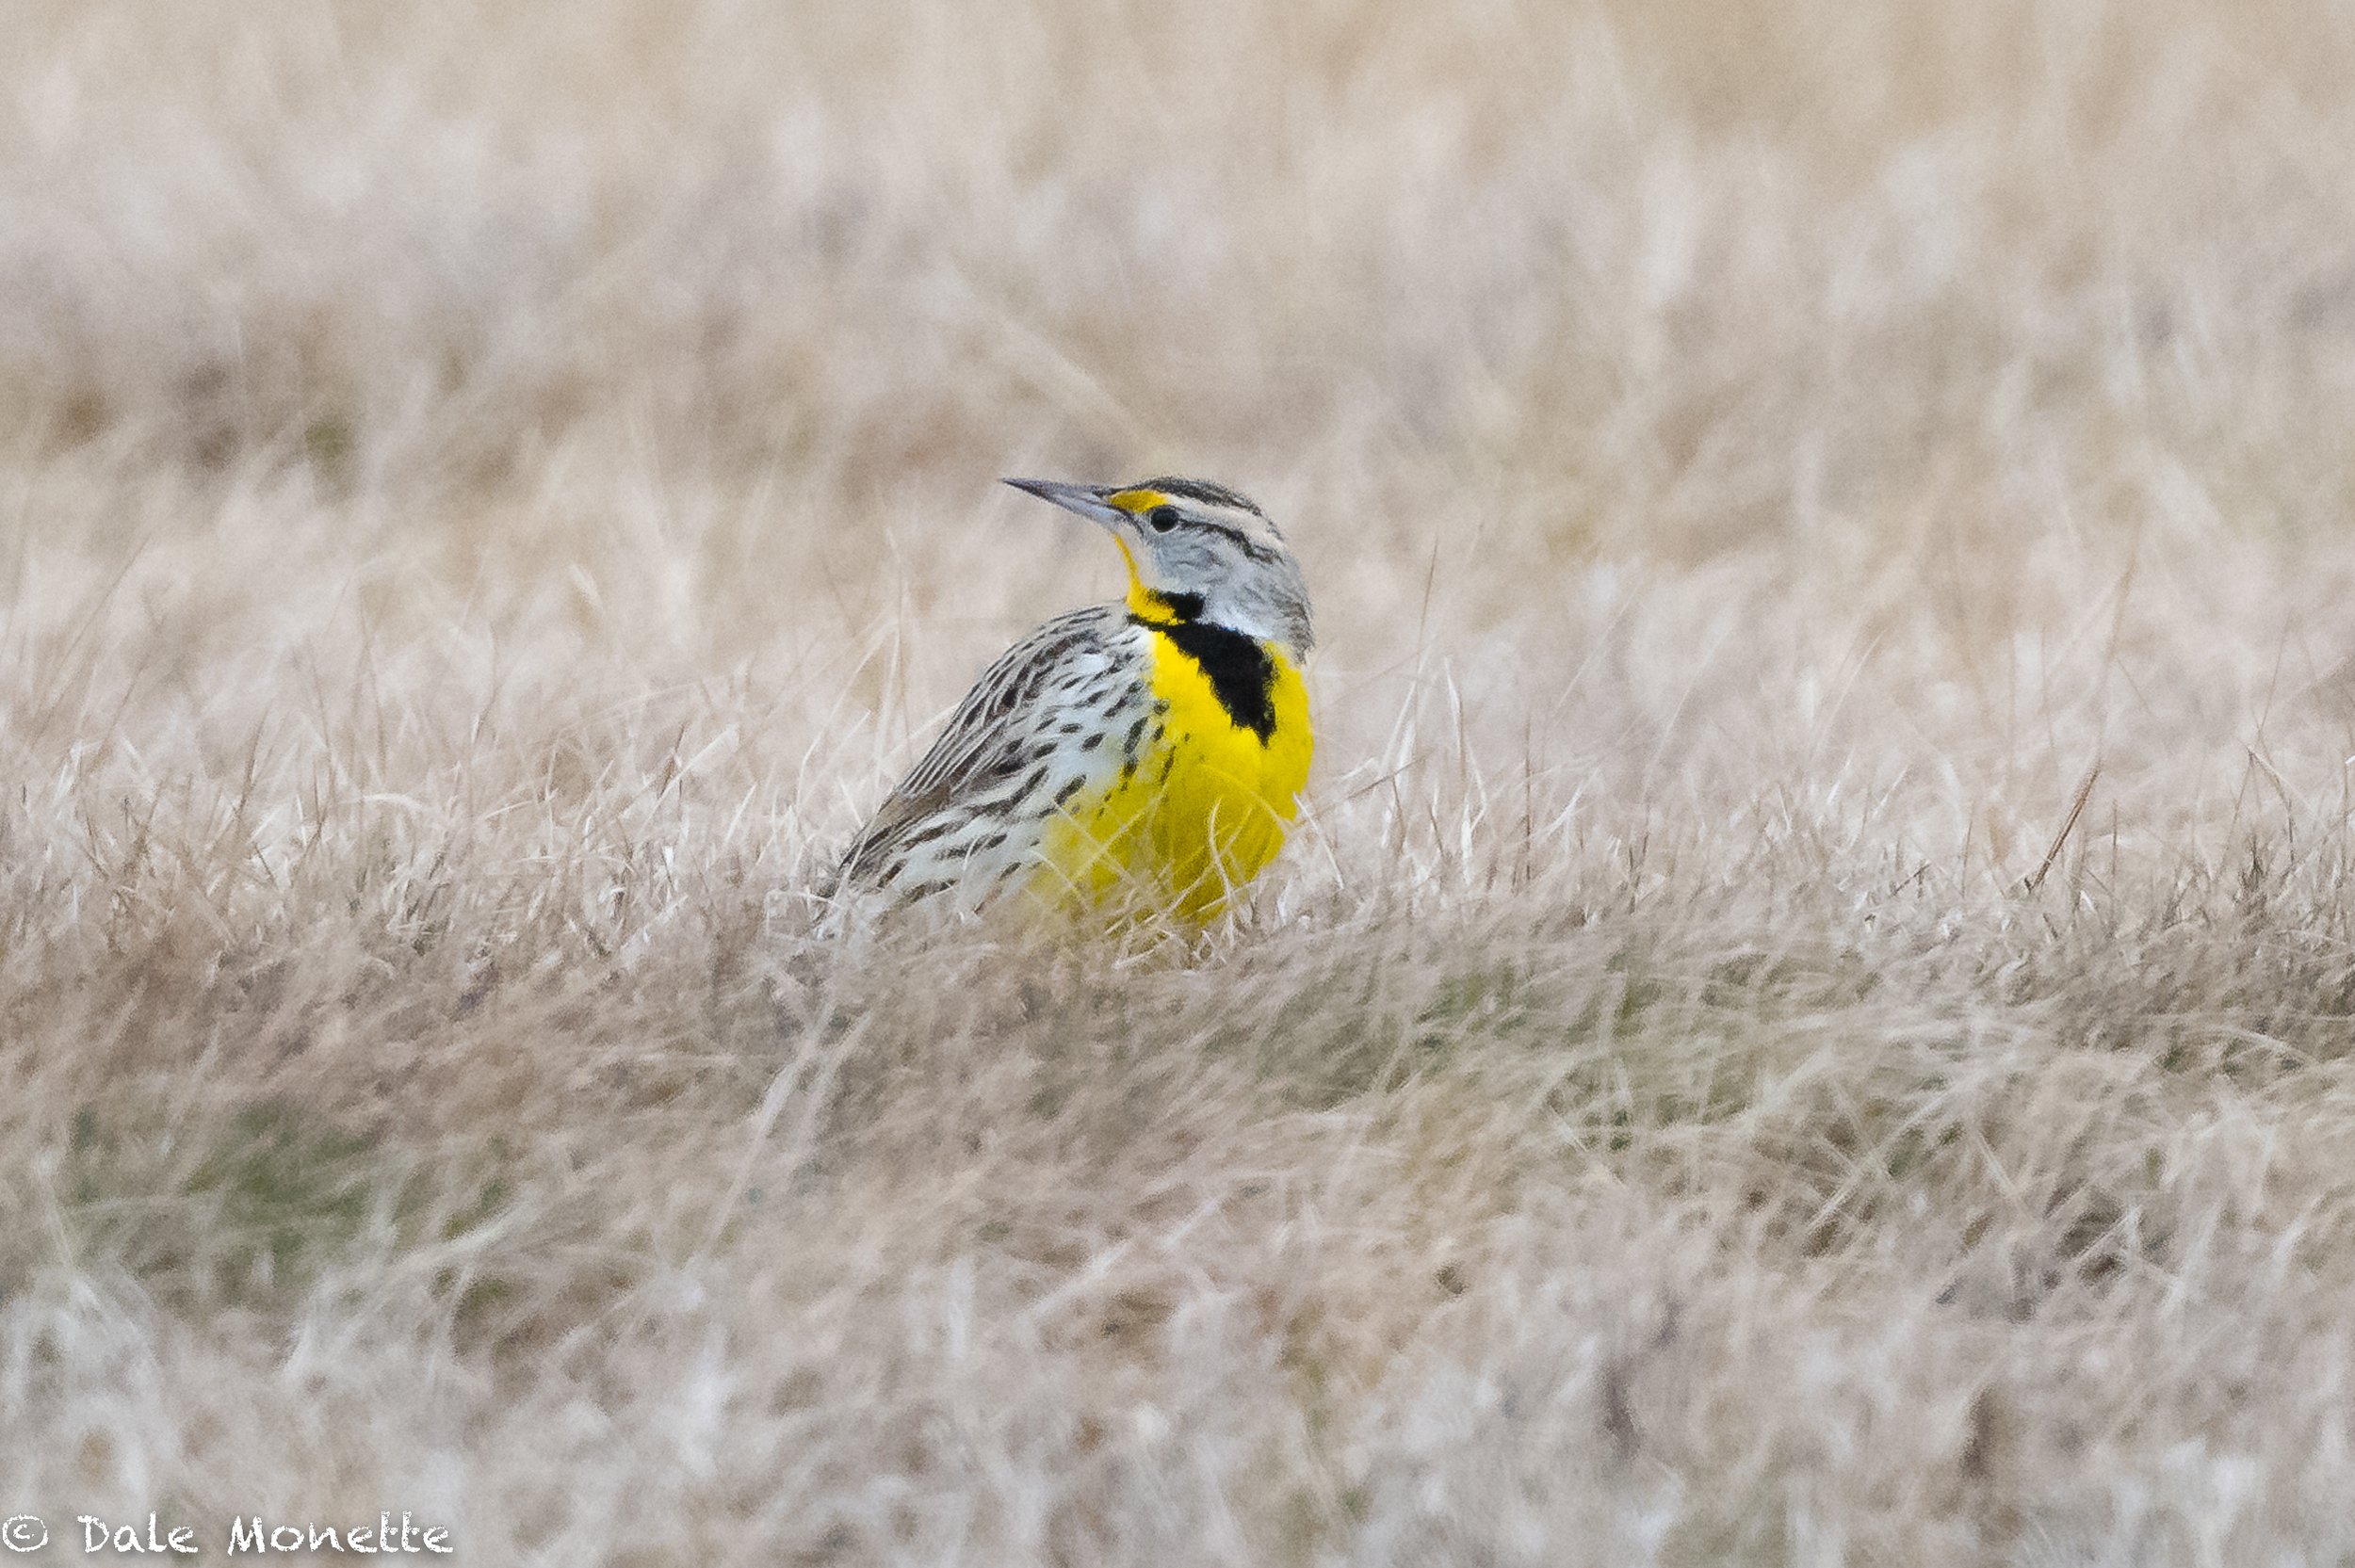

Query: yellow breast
[1035,628,1311,924]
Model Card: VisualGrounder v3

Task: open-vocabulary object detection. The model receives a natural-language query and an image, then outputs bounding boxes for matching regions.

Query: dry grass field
[7,0,2355,1560]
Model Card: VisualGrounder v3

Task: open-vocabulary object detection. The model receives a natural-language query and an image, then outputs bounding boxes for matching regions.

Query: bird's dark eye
[1145,506,1181,533]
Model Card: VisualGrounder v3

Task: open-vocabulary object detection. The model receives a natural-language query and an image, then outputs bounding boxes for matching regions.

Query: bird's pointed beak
[1003,477,1128,529]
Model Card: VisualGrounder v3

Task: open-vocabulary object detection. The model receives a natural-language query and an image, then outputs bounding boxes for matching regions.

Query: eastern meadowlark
[833,477,1315,925]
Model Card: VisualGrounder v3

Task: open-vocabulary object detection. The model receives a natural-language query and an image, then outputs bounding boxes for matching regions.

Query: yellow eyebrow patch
[1107,489,1171,514]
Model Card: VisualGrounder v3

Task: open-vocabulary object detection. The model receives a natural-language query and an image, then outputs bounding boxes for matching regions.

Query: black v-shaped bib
[1132,609,1278,744]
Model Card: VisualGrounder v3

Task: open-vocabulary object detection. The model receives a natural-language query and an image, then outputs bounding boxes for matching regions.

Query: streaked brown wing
[833,605,1130,893]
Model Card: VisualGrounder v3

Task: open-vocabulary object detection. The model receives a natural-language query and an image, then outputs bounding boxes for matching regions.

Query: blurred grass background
[6,0,2355,1561]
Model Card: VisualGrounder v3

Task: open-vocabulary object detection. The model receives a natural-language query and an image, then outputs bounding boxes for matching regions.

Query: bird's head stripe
[1103,492,1275,560]
[1139,477,1266,514]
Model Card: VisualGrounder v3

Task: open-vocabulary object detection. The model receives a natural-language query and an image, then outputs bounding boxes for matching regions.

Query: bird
[831,476,1314,927]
